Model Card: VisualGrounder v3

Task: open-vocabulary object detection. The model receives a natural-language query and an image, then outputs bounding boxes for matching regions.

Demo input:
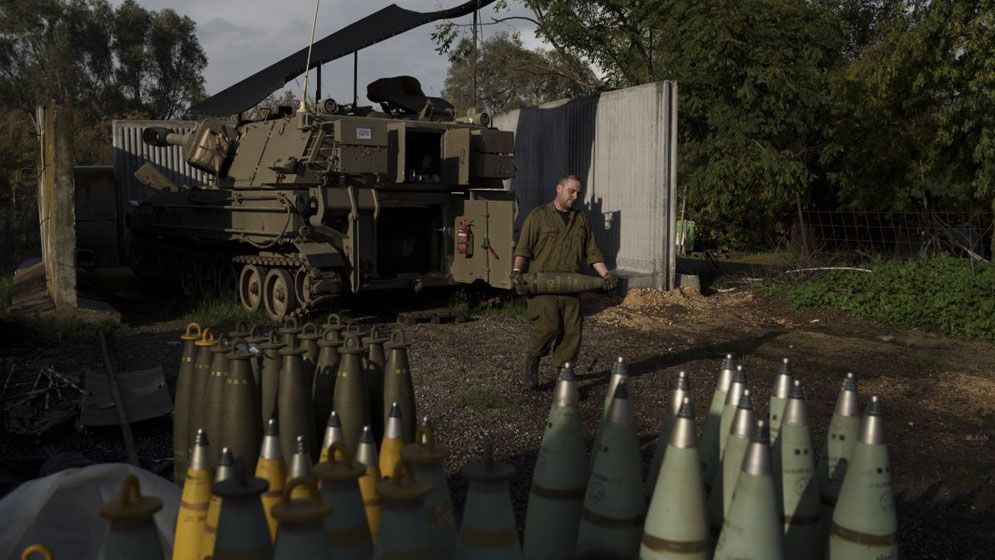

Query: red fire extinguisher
[457,218,474,257]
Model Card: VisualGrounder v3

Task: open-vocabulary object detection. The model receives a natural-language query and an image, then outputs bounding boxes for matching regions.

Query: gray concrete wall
[492,81,678,290]
[36,105,77,308]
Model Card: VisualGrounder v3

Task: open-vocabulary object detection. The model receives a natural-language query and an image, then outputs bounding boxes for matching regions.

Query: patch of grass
[133,294,274,332]
[768,256,995,340]
[447,288,471,313]
[457,387,522,410]
[484,297,529,322]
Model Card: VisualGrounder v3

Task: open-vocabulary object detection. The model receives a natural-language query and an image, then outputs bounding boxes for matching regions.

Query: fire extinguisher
[457,218,474,257]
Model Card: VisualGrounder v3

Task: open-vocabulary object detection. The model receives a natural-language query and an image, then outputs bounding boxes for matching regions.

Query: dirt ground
[1,282,993,559]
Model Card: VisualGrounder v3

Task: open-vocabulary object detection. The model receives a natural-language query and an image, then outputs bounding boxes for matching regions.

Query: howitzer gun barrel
[142,126,189,148]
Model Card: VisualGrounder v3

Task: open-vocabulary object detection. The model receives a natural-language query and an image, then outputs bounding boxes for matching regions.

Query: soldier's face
[555,179,582,210]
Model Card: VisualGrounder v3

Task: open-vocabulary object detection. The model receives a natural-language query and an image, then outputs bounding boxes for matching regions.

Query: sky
[107,0,543,107]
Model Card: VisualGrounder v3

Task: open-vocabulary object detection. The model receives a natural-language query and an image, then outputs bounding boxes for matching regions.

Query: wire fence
[797,210,993,262]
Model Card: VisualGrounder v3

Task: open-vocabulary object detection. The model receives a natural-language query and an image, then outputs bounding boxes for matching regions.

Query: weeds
[768,256,995,341]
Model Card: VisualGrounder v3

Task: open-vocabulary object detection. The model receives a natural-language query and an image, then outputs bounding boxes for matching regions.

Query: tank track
[129,238,342,320]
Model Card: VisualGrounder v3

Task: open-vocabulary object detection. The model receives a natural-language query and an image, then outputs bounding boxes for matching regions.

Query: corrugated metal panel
[493,81,678,289]
[112,119,213,251]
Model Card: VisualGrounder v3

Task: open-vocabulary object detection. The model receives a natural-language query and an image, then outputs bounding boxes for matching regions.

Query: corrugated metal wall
[112,120,213,250]
[493,81,678,290]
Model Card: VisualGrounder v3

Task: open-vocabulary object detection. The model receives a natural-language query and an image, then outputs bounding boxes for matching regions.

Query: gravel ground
[2,285,994,559]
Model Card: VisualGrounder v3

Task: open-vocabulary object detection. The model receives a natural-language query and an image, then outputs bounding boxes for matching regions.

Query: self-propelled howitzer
[128,82,517,320]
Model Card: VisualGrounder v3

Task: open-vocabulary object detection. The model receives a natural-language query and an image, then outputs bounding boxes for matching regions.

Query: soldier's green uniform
[514,202,605,366]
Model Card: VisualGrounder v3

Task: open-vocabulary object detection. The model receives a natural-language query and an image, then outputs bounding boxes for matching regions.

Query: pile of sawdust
[591,287,760,331]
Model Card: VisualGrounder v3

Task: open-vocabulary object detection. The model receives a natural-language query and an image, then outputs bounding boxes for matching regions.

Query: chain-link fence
[796,210,993,262]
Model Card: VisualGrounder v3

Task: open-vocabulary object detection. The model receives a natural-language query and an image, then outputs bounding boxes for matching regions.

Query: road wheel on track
[263,268,297,321]
[239,265,266,312]
[218,263,239,299]
[179,258,199,297]
[295,265,312,304]
[199,260,219,298]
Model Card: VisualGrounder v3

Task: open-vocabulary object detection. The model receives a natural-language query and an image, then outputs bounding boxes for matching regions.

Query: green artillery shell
[313,330,343,443]
[817,373,860,544]
[578,380,645,559]
[375,462,434,560]
[334,334,371,454]
[271,478,333,560]
[299,321,322,401]
[828,396,897,560]
[174,322,203,483]
[401,425,456,560]
[641,398,709,560]
[363,326,388,443]
[718,366,747,458]
[244,326,271,389]
[769,358,793,448]
[188,330,218,460]
[701,354,736,496]
[204,337,233,465]
[647,371,691,496]
[714,390,755,527]
[524,364,586,560]
[776,380,822,560]
[220,351,262,471]
[383,330,417,442]
[314,442,374,560]
[212,461,273,560]
[714,421,783,560]
[520,271,610,295]
[279,339,317,465]
[99,475,165,560]
[278,317,302,348]
[591,356,628,469]
[258,333,284,427]
[455,442,521,560]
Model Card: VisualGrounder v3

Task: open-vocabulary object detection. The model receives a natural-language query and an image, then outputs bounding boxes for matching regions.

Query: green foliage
[441,32,599,115]
[138,295,274,331]
[775,256,995,340]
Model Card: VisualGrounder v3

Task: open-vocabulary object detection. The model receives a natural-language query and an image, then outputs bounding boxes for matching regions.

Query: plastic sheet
[0,463,178,560]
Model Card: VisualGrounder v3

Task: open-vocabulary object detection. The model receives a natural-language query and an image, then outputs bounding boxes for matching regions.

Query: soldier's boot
[523,355,541,390]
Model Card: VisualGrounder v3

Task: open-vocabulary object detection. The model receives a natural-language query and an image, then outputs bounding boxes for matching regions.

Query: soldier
[512,174,617,389]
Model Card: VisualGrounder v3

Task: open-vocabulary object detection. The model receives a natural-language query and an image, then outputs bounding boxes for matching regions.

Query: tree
[441,32,598,115]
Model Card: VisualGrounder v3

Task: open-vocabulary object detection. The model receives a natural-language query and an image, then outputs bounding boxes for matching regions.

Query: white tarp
[0,463,179,560]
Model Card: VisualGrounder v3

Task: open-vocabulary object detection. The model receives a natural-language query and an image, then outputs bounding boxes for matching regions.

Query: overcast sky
[107,0,542,106]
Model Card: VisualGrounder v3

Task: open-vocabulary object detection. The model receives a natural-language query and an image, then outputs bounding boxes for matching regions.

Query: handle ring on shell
[325,313,342,327]
[283,316,299,329]
[327,441,352,464]
[20,544,53,560]
[281,477,321,505]
[389,330,407,345]
[302,321,319,335]
[184,322,202,338]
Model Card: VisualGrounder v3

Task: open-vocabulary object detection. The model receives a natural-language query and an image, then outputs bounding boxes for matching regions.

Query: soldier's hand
[603,271,619,291]
[510,269,528,295]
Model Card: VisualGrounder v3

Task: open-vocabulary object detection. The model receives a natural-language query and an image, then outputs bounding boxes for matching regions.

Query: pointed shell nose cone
[670,397,697,448]
[859,395,886,445]
[289,435,312,478]
[773,357,793,398]
[607,379,634,426]
[190,429,210,471]
[731,390,756,438]
[260,419,282,460]
[216,448,235,482]
[554,363,579,407]
[835,372,861,417]
[327,410,341,427]
[742,420,771,476]
[783,379,808,425]
[725,366,747,406]
[612,356,627,376]
[356,425,378,466]
[384,403,403,438]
